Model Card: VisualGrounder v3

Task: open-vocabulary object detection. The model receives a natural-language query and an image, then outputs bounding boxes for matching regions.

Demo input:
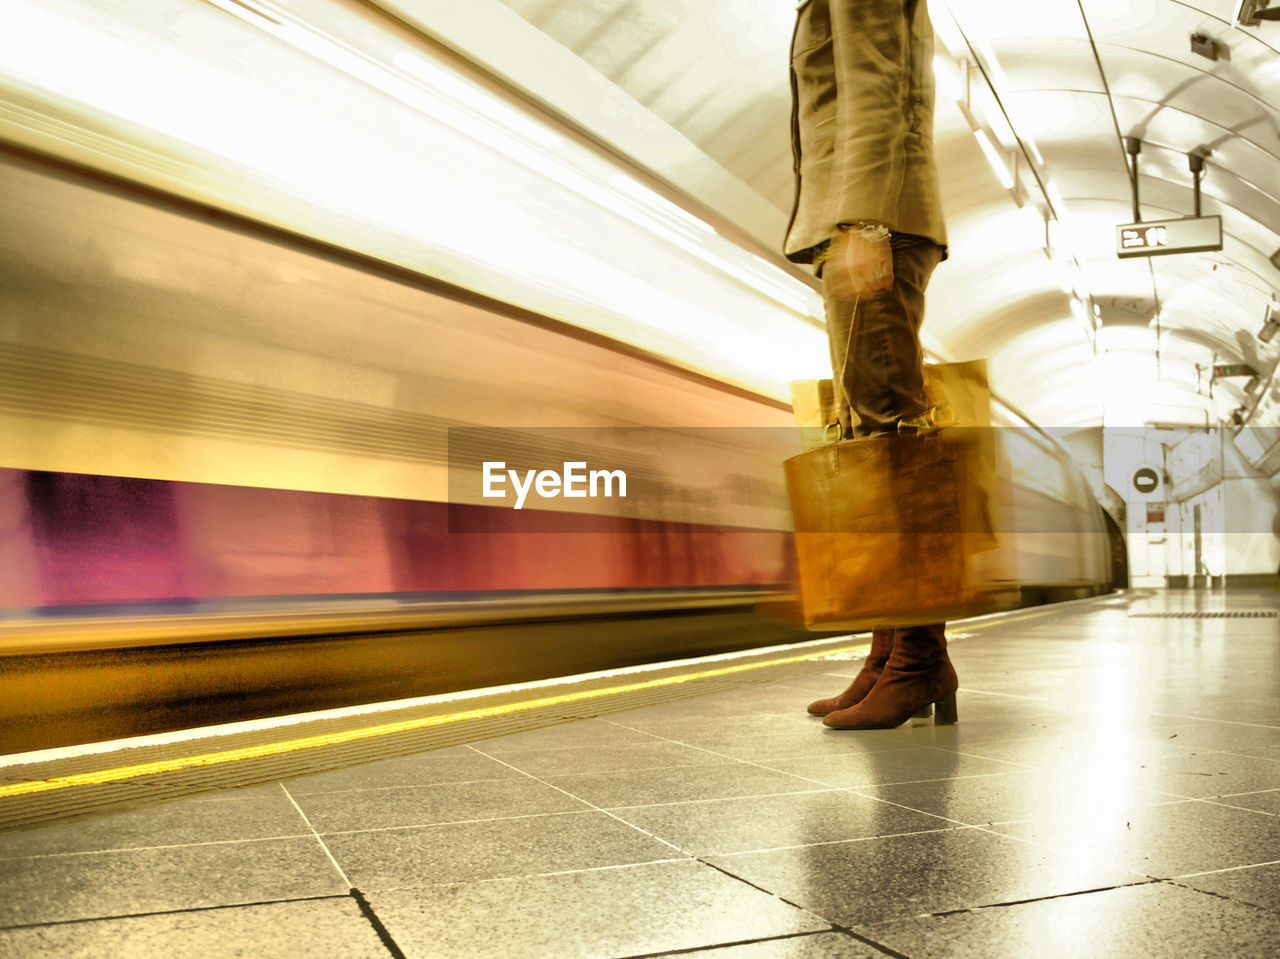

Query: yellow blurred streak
[0,590,783,655]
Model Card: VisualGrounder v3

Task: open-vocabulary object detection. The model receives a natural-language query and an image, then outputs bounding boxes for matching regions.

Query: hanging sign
[1116,216,1222,258]
[1212,364,1256,378]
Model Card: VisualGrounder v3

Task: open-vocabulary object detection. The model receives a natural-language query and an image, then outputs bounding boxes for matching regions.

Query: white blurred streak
[0,0,827,399]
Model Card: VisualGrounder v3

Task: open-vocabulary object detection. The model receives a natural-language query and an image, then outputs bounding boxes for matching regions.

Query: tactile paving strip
[1129,611,1279,618]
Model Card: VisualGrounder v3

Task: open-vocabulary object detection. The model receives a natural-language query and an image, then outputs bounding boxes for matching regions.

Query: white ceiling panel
[939,0,1091,45]
[991,44,1110,94]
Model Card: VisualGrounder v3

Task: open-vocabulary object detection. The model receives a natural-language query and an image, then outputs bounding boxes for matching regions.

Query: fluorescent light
[1021,133,1045,167]
[975,41,1011,95]
[933,54,964,102]
[955,37,1045,168]
[1045,180,1068,217]
[971,84,1017,148]
[202,0,277,26]
[973,129,1015,189]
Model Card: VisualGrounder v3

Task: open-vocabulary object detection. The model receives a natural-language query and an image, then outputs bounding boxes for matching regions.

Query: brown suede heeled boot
[823,623,957,729]
[807,628,894,716]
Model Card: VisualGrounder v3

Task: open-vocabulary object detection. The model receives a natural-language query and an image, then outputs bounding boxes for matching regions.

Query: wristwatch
[837,220,892,240]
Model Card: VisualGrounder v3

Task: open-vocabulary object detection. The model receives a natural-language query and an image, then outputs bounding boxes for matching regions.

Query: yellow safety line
[0,640,870,799]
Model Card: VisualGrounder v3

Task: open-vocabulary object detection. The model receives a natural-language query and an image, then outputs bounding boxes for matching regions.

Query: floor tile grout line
[361,857,701,896]
[528,720,799,773]
[943,687,1053,703]
[312,806,614,839]
[1194,797,1280,818]
[753,763,1032,794]
[469,739,735,760]
[0,830,321,862]
[1171,857,1280,880]
[569,736,795,771]
[1146,713,1280,730]
[462,724,698,756]
[600,787,850,812]
[1206,749,1280,764]
[469,757,749,777]
[286,773,540,798]
[347,887,409,959]
[691,857,840,934]
[283,786,425,959]
[597,719,821,739]
[280,783,353,890]
[909,745,1040,770]
[1162,878,1280,916]
[704,825,971,860]
[607,929,853,959]
[831,788,994,831]
[0,894,351,933]
[955,823,1170,883]
[819,924,914,959]
[978,796,1198,827]
[913,878,1167,919]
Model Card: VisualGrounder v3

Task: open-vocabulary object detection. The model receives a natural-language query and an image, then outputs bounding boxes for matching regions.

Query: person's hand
[824,228,894,301]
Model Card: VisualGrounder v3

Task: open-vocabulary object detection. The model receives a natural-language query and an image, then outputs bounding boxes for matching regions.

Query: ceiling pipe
[1188,151,1206,217]
[1124,136,1142,222]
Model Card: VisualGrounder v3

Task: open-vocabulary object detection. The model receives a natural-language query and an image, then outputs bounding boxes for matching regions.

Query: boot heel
[909,703,932,727]
[934,693,958,725]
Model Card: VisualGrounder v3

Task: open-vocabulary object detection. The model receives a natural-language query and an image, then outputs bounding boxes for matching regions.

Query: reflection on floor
[3,590,1280,957]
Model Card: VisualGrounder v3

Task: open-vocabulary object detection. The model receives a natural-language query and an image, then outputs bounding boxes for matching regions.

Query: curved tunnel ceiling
[468,0,1280,429]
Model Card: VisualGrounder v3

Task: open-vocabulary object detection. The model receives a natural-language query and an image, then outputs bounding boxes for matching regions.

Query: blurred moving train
[0,143,1121,752]
[0,0,1122,752]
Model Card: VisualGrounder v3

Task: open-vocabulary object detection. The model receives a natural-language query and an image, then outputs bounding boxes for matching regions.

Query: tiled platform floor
[4,589,1280,957]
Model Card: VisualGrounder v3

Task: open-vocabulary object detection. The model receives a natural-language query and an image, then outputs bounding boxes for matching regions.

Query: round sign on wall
[1130,465,1162,497]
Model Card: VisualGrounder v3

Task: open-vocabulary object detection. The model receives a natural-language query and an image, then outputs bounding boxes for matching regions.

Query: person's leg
[814,236,955,728]
[822,623,957,729]
[807,627,893,715]
[822,234,941,436]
